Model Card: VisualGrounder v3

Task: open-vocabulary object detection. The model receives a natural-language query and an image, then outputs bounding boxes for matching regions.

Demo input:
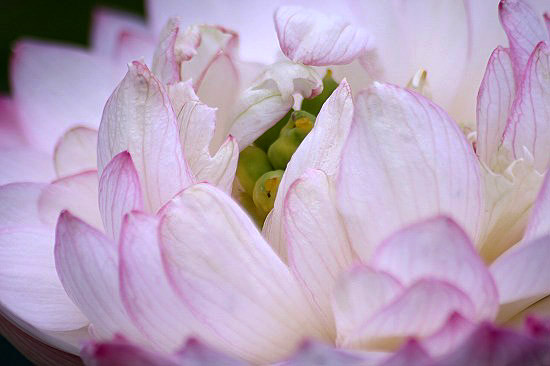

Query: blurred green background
[0,2,144,362]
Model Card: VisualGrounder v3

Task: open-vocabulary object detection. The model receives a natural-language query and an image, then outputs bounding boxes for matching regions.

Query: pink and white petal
[274,6,369,66]
[39,170,102,231]
[375,339,432,366]
[90,7,150,58]
[263,79,353,259]
[280,340,374,366]
[97,61,194,213]
[0,97,26,148]
[341,279,475,350]
[228,61,322,150]
[523,171,550,242]
[502,42,550,171]
[159,183,327,364]
[11,40,121,152]
[332,265,403,345]
[98,152,143,241]
[119,212,193,352]
[284,169,355,334]
[490,235,550,322]
[371,216,499,320]
[168,81,239,193]
[476,47,516,169]
[54,126,98,178]
[421,312,475,358]
[151,18,183,85]
[0,227,88,332]
[0,147,55,185]
[336,83,483,261]
[54,211,144,342]
[428,322,550,366]
[498,0,548,82]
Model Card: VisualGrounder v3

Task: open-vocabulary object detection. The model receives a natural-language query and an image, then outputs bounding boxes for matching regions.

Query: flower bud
[252,170,284,218]
[268,110,315,169]
[236,145,273,196]
[301,69,339,116]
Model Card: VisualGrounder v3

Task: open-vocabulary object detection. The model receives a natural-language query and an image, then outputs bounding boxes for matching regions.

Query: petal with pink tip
[54,126,98,178]
[336,83,483,260]
[0,147,55,185]
[523,171,550,242]
[228,61,322,150]
[490,235,550,322]
[97,61,194,213]
[284,169,355,333]
[332,265,403,345]
[263,79,353,260]
[98,152,143,241]
[502,42,550,171]
[159,183,326,363]
[376,339,431,366]
[54,211,143,341]
[39,170,102,231]
[476,47,516,169]
[275,6,369,66]
[371,216,498,320]
[498,0,548,82]
[11,40,120,151]
[119,212,193,351]
[341,279,475,350]
[168,81,238,193]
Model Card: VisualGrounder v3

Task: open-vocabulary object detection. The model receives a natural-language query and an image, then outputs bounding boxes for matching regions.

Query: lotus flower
[1,0,550,365]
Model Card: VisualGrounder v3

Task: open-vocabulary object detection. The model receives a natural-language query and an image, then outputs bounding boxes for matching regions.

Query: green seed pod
[254,110,293,152]
[236,145,273,196]
[301,69,339,116]
[267,110,315,170]
[252,170,284,218]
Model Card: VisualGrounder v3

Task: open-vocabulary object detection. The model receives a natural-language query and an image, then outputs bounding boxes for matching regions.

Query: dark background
[0,1,144,362]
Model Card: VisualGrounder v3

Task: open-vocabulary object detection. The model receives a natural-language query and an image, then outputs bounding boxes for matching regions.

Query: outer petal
[371,216,499,320]
[98,152,143,241]
[342,279,475,350]
[274,6,369,66]
[523,171,550,242]
[498,0,548,82]
[97,61,194,213]
[284,169,355,333]
[0,147,55,185]
[0,97,26,148]
[54,211,143,342]
[11,40,120,151]
[502,42,550,171]
[421,312,475,358]
[168,81,239,193]
[332,265,403,345]
[490,235,550,322]
[54,126,98,178]
[159,183,326,363]
[476,47,516,169]
[337,83,483,260]
[263,79,353,259]
[39,170,102,231]
[376,339,431,366]
[119,212,192,352]
[228,61,322,149]
[429,322,550,366]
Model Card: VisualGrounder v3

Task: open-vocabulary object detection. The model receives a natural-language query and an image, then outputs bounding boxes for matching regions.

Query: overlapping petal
[523,171,550,242]
[54,127,98,178]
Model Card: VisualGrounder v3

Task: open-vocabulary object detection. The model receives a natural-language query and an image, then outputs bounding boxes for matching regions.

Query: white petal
[263,79,353,260]
[54,126,98,178]
[523,171,550,242]
[336,83,483,260]
[159,183,327,363]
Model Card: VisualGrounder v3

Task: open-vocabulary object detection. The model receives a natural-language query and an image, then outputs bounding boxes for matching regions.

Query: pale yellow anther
[406,68,431,98]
